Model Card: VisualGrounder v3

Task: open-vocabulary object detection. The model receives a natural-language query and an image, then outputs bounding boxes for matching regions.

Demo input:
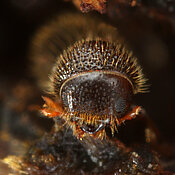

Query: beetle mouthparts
[80,123,105,134]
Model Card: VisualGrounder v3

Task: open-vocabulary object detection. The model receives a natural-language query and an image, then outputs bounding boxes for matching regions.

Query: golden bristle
[50,39,147,96]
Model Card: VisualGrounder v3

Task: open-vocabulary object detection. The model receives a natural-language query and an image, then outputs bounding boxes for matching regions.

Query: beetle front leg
[117,106,142,125]
[40,96,65,118]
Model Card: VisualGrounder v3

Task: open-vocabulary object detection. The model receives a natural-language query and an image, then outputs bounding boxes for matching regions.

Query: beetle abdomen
[51,40,146,96]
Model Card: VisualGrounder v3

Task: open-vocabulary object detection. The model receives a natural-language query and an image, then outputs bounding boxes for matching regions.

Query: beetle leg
[117,106,142,125]
[40,96,65,118]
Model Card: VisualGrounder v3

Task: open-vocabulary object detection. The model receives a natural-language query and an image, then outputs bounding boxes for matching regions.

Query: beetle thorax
[60,71,133,122]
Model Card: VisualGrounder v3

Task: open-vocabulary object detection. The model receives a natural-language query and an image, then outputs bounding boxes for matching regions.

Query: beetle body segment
[51,40,146,95]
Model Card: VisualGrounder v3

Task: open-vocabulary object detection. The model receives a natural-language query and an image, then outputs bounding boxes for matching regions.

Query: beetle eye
[115,97,127,114]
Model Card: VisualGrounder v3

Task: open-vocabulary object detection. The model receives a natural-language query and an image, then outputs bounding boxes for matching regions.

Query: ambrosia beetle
[31,13,147,139]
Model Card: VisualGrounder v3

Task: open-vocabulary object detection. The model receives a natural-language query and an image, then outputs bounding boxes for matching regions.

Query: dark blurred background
[0,0,175,160]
